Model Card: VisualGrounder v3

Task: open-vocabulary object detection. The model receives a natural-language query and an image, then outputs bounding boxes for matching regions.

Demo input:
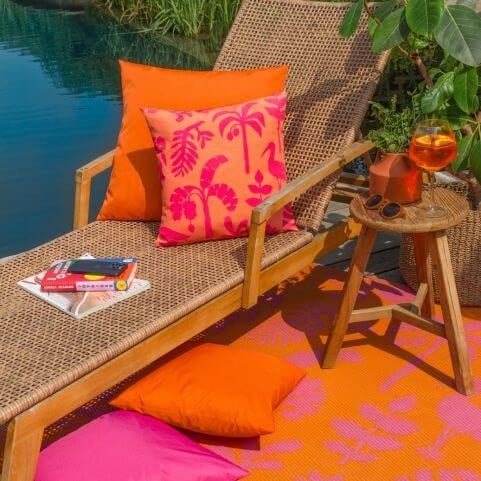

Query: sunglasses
[364,194,405,220]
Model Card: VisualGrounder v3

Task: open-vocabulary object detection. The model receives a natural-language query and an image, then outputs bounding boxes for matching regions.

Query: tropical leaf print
[295,473,344,481]
[208,184,237,211]
[281,377,326,421]
[331,419,402,450]
[359,403,417,435]
[324,441,378,462]
[246,170,273,207]
[168,110,193,122]
[326,396,418,464]
[200,155,229,189]
[157,226,191,244]
[419,379,481,460]
[168,155,238,239]
[170,186,197,232]
[224,217,249,236]
[388,395,416,414]
[395,467,481,481]
[153,136,167,168]
[171,121,213,177]
[214,102,265,174]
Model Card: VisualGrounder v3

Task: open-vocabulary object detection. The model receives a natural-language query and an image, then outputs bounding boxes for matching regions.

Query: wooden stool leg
[322,226,377,368]
[412,233,435,318]
[430,230,473,395]
[1,417,43,481]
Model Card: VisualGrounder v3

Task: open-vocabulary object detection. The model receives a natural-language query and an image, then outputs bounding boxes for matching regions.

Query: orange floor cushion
[97,61,288,221]
[110,343,305,437]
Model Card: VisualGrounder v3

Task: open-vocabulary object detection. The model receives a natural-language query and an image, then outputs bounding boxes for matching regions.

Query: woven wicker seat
[0,1,389,479]
[0,222,311,425]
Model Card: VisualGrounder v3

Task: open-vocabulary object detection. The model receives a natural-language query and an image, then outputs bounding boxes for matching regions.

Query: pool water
[0,0,217,258]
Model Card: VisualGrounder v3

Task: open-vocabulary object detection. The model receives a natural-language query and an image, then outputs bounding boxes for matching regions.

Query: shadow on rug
[2,265,481,480]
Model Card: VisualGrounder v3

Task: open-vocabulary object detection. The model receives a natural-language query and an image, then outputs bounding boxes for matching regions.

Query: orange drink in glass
[408,120,457,218]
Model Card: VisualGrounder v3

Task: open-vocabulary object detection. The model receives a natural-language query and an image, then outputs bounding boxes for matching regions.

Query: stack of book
[18,254,150,319]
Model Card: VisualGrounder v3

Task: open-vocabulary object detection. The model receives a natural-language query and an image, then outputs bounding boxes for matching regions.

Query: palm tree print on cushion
[214,102,266,175]
[142,92,297,246]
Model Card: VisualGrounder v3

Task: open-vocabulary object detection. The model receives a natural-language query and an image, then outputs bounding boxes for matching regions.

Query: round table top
[349,188,469,233]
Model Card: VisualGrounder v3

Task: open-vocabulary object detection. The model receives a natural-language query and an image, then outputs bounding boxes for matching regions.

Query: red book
[40,257,137,292]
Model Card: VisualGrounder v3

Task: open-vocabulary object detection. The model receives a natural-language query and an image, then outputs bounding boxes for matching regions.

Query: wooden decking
[320,200,403,283]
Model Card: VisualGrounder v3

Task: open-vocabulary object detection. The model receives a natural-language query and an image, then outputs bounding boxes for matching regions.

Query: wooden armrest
[251,139,373,225]
[242,138,373,308]
[73,150,115,230]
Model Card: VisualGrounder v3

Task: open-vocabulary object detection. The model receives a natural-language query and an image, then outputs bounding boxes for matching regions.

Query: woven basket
[399,178,481,306]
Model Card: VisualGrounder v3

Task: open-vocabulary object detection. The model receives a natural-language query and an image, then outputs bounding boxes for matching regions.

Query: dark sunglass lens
[382,203,401,218]
[366,194,382,208]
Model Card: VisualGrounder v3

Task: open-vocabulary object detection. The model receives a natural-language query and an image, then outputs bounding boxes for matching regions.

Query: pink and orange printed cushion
[141,91,297,246]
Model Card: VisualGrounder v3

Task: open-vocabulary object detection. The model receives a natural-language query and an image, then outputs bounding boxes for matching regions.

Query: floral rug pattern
[2,264,479,480]
[187,265,481,481]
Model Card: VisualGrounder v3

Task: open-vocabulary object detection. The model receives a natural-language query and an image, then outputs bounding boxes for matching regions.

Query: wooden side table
[322,188,473,395]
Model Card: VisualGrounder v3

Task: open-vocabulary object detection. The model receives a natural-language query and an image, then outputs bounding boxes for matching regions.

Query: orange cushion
[142,92,297,246]
[97,61,289,221]
[110,343,305,437]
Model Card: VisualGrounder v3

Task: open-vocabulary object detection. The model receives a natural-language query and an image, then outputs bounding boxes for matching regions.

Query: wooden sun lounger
[0,1,388,478]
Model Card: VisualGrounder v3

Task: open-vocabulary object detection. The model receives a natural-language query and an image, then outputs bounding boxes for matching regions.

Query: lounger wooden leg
[1,416,43,481]
[430,231,473,395]
[322,226,377,368]
[412,233,435,318]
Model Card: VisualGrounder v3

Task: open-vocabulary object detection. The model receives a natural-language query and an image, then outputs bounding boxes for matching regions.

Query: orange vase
[369,152,422,205]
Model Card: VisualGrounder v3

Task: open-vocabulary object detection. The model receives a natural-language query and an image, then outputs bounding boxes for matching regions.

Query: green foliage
[420,71,454,113]
[340,0,481,182]
[452,134,474,172]
[469,141,481,183]
[406,0,443,35]
[367,97,416,153]
[368,0,397,37]
[453,68,479,114]
[434,5,481,67]
[93,0,241,38]
[339,0,363,38]
[372,7,409,53]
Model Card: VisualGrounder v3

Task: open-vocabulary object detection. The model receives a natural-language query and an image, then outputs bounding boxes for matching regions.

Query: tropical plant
[340,0,481,207]
[368,96,417,154]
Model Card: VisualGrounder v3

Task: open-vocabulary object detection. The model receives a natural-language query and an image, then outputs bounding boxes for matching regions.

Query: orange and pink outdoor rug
[4,264,480,480]
[186,264,481,481]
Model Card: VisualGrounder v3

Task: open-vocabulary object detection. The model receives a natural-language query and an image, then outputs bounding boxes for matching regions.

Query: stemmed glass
[408,119,457,218]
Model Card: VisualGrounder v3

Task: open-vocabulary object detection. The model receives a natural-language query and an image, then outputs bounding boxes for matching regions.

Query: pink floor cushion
[35,410,248,481]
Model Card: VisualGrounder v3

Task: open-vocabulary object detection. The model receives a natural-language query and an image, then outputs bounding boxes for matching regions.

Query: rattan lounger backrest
[215,0,389,231]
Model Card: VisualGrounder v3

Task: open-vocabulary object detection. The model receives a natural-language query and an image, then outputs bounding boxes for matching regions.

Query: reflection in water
[0,0,218,257]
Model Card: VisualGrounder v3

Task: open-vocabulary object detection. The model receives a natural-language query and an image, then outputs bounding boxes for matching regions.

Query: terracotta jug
[369,152,422,205]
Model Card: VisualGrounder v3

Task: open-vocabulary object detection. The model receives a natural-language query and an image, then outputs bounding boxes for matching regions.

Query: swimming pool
[0,0,216,258]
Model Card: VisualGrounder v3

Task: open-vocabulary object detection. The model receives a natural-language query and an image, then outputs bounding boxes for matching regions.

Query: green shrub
[367,96,416,154]
[94,0,241,38]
